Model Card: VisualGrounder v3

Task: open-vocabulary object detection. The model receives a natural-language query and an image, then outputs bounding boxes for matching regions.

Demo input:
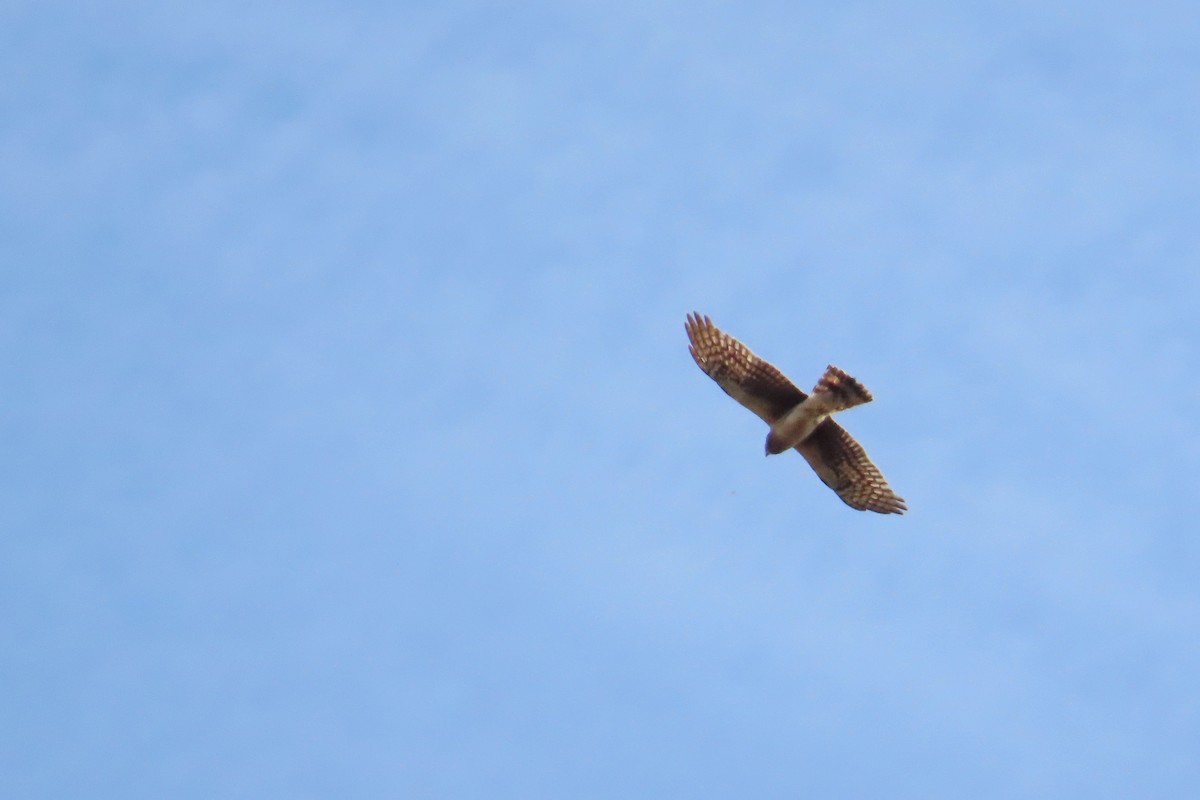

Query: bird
[685,312,906,514]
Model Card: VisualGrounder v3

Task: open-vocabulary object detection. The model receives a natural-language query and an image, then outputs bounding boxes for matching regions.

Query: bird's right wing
[685,312,806,423]
[795,419,907,514]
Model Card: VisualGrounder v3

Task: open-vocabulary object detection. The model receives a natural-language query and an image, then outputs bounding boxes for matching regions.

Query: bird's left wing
[685,312,806,423]
[795,419,907,514]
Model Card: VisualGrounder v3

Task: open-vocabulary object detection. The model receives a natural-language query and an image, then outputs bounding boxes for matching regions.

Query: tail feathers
[813,365,872,412]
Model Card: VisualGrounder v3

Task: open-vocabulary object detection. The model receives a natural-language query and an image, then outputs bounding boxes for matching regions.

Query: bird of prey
[685,312,906,514]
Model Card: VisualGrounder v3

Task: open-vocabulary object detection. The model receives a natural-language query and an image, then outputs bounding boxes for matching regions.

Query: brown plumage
[685,312,906,515]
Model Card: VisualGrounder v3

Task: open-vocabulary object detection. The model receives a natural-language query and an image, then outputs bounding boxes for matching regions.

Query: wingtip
[684,311,714,336]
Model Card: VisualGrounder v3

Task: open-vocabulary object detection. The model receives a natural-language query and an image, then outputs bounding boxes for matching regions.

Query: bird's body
[764,364,873,454]
[766,401,827,454]
[685,312,905,514]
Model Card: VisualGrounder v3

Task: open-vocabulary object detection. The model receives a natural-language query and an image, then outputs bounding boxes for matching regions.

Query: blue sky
[3,1,1199,797]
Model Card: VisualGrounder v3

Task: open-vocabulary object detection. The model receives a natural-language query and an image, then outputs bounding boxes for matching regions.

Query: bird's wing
[685,312,806,423]
[795,419,907,514]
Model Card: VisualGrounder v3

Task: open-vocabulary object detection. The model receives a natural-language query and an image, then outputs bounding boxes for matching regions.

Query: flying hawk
[685,312,906,514]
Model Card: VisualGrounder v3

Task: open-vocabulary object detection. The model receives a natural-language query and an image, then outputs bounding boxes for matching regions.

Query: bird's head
[764,431,788,456]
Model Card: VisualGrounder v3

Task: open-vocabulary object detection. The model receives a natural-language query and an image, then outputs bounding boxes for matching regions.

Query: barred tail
[813,365,872,412]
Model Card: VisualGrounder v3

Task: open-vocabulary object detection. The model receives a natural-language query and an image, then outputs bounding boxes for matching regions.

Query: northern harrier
[685,312,905,514]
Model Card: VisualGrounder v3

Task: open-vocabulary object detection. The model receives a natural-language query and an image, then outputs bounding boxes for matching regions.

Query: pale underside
[685,312,906,515]
[769,398,834,452]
